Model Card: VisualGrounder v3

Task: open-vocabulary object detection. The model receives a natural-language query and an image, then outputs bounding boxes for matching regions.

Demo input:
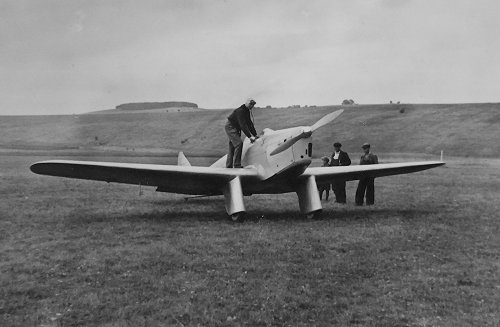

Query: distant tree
[342,99,355,105]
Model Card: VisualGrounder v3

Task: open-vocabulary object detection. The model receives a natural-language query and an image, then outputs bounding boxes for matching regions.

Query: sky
[1,0,500,115]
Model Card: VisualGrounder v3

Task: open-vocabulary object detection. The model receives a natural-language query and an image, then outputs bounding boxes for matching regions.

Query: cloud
[1,0,500,115]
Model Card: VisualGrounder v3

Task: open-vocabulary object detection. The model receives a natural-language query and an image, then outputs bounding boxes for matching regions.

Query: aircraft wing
[30,160,261,195]
[303,161,445,184]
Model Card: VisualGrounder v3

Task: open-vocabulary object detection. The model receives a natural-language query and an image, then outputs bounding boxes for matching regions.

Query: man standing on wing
[355,143,378,205]
[330,142,351,203]
[225,98,259,168]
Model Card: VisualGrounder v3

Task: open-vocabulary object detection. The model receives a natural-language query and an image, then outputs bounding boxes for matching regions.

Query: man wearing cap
[355,143,379,205]
[330,142,351,203]
[225,98,259,168]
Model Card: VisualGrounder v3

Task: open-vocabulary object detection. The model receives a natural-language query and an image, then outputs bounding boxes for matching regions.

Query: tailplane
[210,154,227,168]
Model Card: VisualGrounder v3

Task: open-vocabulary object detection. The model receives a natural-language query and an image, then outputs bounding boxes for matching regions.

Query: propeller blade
[310,109,344,131]
[269,130,310,156]
[269,110,344,156]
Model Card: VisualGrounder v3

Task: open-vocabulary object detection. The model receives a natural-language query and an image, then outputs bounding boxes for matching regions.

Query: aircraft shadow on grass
[69,203,435,224]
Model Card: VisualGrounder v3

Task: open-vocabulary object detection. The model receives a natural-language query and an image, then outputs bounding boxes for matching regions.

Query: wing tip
[431,160,446,166]
[30,162,46,175]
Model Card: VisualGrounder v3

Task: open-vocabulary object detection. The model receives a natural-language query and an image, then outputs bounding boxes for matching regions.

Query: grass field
[1,103,500,158]
[1,154,499,326]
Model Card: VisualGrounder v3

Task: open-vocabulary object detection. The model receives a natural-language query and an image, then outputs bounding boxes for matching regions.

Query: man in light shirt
[329,142,351,203]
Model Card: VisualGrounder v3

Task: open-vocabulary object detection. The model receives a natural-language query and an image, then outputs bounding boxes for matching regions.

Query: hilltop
[87,101,203,115]
[1,103,499,158]
[116,101,198,110]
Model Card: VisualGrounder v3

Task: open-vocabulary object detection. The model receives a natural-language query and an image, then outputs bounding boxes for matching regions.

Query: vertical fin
[177,151,191,166]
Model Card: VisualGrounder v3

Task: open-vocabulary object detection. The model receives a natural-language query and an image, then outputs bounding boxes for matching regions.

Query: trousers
[225,121,243,168]
[318,183,330,200]
[355,177,375,205]
[332,180,347,203]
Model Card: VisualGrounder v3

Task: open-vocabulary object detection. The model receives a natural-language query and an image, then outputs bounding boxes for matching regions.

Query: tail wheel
[229,212,245,222]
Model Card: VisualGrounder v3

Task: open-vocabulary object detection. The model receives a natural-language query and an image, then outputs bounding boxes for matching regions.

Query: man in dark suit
[225,98,259,168]
[329,142,351,203]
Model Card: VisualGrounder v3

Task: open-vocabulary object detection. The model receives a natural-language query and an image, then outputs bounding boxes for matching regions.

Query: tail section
[179,151,228,168]
[177,151,192,166]
[210,154,227,168]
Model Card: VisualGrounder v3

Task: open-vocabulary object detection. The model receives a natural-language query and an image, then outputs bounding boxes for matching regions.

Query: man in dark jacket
[355,143,379,205]
[225,98,259,168]
[330,142,351,203]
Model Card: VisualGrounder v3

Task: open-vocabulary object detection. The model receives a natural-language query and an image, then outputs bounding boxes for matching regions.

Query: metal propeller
[269,109,344,156]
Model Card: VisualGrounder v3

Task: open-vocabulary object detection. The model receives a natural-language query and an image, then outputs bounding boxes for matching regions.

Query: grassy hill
[85,107,205,115]
[1,103,499,158]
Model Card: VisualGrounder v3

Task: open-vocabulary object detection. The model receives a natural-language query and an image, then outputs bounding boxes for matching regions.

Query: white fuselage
[241,126,313,180]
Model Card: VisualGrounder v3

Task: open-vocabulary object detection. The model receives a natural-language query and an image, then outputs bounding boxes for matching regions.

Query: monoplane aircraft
[30,110,444,221]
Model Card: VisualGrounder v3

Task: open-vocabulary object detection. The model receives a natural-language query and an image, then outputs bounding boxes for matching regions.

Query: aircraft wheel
[229,212,245,222]
[306,210,322,220]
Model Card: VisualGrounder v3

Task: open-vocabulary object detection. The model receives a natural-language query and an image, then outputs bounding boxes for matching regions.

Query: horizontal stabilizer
[210,155,227,168]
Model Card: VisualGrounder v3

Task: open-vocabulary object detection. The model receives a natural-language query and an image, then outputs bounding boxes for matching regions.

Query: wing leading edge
[303,161,445,184]
[30,160,262,195]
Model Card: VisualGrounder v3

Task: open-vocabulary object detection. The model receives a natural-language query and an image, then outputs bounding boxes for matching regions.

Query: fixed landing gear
[223,176,246,222]
[229,212,245,222]
[296,176,323,219]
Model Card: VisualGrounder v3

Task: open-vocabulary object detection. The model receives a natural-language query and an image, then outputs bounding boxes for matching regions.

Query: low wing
[303,161,445,184]
[30,160,261,195]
